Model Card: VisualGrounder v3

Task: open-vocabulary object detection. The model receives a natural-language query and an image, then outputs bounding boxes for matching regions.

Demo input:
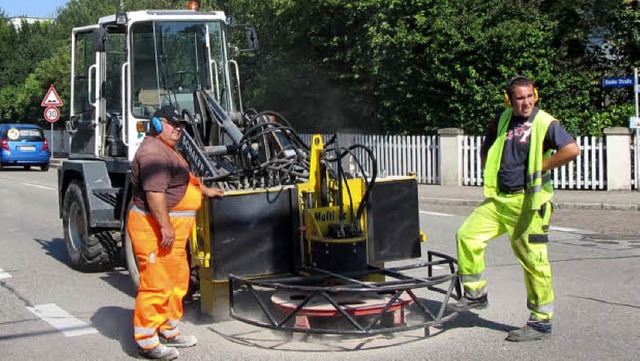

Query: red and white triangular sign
[41,85,63,107]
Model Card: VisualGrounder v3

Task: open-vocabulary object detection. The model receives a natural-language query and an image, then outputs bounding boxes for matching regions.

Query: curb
[419,197,640,212]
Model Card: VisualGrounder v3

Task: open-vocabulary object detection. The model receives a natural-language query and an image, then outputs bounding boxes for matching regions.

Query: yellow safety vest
[483,108,555,210]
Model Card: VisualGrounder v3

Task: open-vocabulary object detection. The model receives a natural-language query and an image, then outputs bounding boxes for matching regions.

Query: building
[8,17,53,30]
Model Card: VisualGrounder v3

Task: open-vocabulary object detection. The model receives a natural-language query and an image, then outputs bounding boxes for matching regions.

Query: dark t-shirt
[481,108,575,192]
[131,136,190,211]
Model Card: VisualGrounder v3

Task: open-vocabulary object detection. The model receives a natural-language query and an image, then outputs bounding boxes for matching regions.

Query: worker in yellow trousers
[449,76,579,342]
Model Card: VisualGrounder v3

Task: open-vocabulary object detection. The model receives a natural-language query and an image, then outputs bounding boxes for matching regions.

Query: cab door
[69,25,104,157]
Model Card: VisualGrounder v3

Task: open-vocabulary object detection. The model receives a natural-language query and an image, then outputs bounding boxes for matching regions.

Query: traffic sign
[44,106,60,123]
[602,77,634,87]
[41,85,64,107]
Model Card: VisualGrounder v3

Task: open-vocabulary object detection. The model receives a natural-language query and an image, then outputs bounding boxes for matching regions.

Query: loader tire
[124,225,140,289]
[62,180,116,272]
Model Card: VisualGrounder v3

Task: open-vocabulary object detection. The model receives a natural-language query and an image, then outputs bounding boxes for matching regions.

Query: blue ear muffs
[151,117,163,133]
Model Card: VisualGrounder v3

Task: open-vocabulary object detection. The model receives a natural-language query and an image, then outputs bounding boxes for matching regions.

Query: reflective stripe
[527,172,551,187]
[131,205,196,218]
[160,319,180,338]
[460,273,486,299]
[134,326,157,336]
[137,335,159,349]
[526,184,541,195]
[526,173,551,196]
[527,170,542,184]
[528,301,554,315]
[460,273,484,284]
[160,328,179,338]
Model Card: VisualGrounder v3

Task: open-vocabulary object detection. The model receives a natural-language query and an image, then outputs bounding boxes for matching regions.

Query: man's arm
[542,142,580,172]
[146,191,175,249]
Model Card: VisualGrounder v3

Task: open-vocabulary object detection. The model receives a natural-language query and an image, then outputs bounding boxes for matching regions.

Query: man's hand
[201,184,224,198]
[159,225,176,249]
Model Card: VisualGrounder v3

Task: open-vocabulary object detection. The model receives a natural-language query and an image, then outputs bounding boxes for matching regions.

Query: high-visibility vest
[483,108,555,210]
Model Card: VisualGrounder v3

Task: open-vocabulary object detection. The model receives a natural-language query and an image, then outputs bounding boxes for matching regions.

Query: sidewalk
[418,184,640,211]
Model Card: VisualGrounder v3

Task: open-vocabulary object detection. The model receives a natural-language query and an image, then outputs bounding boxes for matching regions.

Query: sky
[0,0,70,18]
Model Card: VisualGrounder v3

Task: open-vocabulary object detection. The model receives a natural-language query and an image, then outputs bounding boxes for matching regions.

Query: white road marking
[0,268,11,280]
[419,211,454,217]
[22,182,55,190]
[549,226,593,234]
[420,211,597,235]
[26,303,98,337]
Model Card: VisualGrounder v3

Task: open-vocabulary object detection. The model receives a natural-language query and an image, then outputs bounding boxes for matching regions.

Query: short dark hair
[506,76,534,98]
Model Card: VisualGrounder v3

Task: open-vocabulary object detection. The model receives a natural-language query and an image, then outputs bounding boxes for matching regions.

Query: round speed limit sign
[44,106,60,123]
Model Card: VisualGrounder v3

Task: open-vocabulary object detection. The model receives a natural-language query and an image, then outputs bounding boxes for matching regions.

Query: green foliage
[1,0,639,135]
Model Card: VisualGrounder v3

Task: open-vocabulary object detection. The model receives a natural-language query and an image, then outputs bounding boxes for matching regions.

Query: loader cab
[68,10,241,161]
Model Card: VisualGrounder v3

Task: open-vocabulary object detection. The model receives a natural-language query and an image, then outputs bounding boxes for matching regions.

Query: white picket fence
[48,128,614,189]
[301,133,607,189]
[463,135,607,190]
[298,134,440,184]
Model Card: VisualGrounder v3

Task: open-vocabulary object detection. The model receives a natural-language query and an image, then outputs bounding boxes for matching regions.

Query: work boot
[160,334,197,348]
[138,344,179,360]
[506,318,552,342]
[447,294,488,313]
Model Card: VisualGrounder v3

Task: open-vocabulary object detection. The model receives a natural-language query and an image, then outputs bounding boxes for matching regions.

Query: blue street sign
[602,77,634,87]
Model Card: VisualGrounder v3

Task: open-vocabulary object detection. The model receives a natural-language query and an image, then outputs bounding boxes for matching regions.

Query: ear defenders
[503,75,539,108]
[151,116,163,133]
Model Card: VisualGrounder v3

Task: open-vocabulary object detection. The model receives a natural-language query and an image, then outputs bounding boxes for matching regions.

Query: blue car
[0,124,51,171]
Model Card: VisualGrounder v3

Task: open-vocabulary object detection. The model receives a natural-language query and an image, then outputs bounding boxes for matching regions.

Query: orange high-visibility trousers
[128,174,202,350]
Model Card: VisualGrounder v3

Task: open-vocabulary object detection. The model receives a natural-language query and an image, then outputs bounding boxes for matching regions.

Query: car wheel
[24,165,31,170]
[41,164,49,171]
[62,180,116,271]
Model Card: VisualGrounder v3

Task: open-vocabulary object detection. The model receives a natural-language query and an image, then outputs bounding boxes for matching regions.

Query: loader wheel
[62,181,116,271]
[124,225,140,289]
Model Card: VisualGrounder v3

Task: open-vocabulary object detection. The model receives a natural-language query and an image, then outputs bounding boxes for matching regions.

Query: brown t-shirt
[131,136,190,211]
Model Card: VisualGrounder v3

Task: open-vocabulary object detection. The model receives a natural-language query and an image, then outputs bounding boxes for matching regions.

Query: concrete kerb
[419,196,640,212]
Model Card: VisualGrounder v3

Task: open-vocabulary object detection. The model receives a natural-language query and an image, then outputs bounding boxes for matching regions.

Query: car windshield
[6,128,43,142]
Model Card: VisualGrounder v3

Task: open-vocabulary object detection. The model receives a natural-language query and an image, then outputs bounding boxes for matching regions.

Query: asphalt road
[0,169,638,360]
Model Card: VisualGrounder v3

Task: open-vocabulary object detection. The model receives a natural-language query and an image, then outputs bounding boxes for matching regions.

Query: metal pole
[50,123,54,160]
[635,68,639,188]
[635,67,639,119]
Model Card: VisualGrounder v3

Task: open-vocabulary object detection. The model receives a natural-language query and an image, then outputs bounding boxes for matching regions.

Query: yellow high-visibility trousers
[456,192,554,320]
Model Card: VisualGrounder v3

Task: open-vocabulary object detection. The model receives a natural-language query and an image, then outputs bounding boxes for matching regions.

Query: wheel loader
[57,1,460,336]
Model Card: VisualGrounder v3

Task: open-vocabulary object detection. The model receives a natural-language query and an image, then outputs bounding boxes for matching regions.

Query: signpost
[633,68,640,187]
[602,72,640,184]
[41,85,63,159]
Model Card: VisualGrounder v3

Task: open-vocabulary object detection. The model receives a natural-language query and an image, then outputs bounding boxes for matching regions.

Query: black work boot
[506,318,552,342]
[447,294,489,312]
